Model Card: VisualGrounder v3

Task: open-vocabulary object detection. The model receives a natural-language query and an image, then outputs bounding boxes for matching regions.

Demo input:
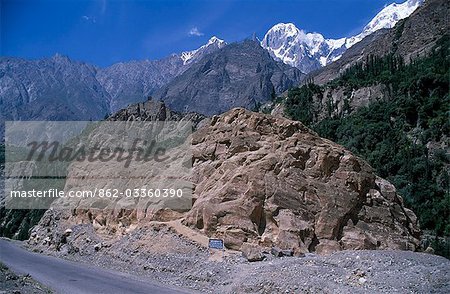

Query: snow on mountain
[346,0,424,47]
[180,36,226,65]
[260,23,330,73]
[261,23,351,73]
[261,0,423,73]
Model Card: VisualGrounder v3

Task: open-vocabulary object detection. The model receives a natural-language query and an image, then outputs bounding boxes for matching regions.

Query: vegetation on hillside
[284,36,449,255]
[0,145,48,240]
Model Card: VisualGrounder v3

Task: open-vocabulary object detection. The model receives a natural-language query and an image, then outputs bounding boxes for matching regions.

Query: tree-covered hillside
[285,35,449,255]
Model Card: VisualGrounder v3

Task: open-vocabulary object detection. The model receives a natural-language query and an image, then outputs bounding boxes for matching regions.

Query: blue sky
[2,0,404,67]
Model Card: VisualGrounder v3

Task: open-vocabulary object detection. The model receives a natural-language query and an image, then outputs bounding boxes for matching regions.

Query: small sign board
[208,238,224,250]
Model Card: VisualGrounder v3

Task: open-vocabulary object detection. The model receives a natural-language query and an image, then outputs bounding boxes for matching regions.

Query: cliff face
[29,108,420,255]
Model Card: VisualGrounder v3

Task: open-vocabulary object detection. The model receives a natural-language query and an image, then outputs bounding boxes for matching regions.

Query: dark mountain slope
[0,37,225,127]
[96,56,184,113]
[0,55,110,123]
[97,37,226,113]
[154,40,305,115]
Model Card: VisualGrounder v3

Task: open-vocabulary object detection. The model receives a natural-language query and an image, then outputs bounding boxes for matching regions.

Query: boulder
[425,246,435,254]
[94,243,102,251]
[271,247,294,257]
[315,240,342,255]
[241,243,265,262]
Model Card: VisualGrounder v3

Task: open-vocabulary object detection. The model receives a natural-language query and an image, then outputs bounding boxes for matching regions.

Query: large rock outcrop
[183,108,421,254]
[29,108,421,255]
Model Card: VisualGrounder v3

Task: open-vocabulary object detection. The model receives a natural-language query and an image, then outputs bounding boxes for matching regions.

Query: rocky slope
[0,100,204,241]
[0,261,52,294]
[312,0,448,84]
[24,225,450,293]
[184,108,421,254]
[106,98,206,126]
[28,108,421,258]
[274,0,449,247]
[153,40,305,115]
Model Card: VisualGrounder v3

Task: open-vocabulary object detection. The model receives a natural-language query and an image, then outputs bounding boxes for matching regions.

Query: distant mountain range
[0,54,110,123]
[0,36,226,125]
[0,0,424,126]
[96,36,226,113]
[153,40,304,115]
[261,0,423,73]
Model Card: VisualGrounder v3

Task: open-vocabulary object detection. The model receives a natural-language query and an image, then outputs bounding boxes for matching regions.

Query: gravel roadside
[25,223,450,293]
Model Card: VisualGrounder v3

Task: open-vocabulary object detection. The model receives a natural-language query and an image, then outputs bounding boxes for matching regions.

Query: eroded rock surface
[183,108,420,254]
[30,108,420,256]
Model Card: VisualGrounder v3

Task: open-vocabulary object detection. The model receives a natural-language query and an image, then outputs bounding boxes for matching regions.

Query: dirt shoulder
[25,222,450,293]
[0,262,53,294]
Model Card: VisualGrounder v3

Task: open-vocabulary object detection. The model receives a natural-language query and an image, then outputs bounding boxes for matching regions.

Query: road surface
[0,238,189,294]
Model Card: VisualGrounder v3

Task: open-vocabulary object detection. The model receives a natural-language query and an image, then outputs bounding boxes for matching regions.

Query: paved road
[0,239,188,294]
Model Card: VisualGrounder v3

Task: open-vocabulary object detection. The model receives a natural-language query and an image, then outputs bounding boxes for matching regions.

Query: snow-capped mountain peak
[346,0,424,47]
[263,23,325,47]
[363,0,423,35]
[268,23,300,38]
[181,36,226,65]
[262,0,423,73]
[206,36,226,46]
[261,23,329,73]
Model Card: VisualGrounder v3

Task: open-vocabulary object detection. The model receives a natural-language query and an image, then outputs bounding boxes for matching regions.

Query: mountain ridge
[0,36,227,127]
